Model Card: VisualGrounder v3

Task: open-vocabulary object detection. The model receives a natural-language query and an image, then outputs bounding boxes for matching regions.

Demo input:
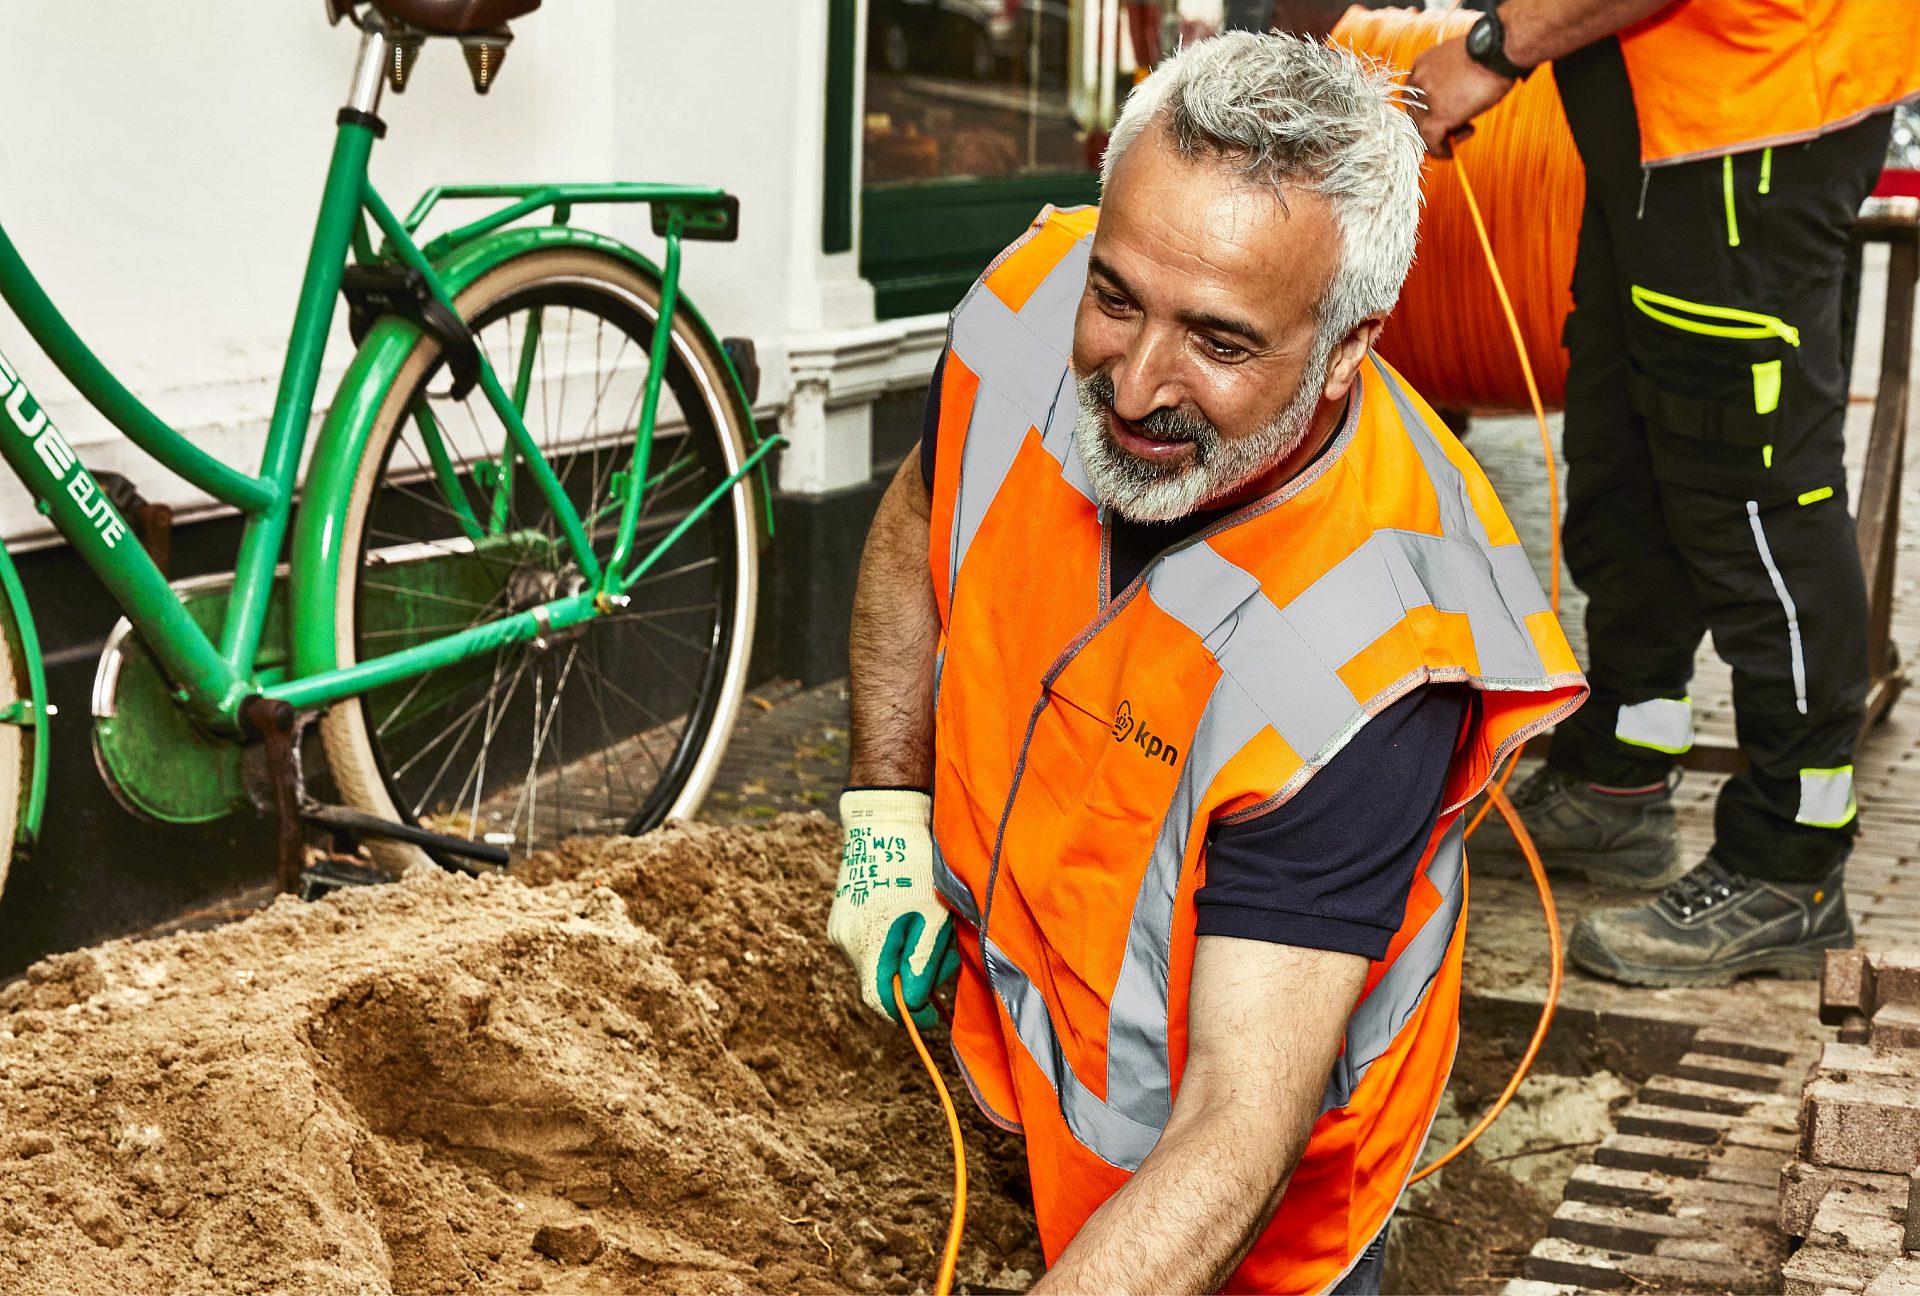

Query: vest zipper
[975,579,1151,964]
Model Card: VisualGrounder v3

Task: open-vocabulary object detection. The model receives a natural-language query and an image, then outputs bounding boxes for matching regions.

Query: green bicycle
[0,0,781,890]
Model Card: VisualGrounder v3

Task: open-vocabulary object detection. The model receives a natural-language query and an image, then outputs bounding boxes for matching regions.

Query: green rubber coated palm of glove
[877,910,961,1029]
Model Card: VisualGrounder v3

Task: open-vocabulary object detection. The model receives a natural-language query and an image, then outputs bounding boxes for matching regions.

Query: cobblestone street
[698,679,852,827]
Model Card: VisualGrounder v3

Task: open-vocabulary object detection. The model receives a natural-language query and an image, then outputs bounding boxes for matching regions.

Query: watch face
[1467,19,1495,58]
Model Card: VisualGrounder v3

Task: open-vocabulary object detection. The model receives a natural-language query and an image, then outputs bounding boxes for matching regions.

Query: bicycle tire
[320,247,759,869]
[0,600,26,895]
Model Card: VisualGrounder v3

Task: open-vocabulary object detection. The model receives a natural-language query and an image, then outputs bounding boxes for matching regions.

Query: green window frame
[863,171,1100,319]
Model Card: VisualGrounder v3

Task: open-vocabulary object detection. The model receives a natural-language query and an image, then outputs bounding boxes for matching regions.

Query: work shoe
[1568,857,1852,988]
[1470,765,1686,890]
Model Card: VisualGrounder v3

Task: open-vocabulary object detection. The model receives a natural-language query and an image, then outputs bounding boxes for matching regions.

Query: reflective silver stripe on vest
[950,380,1035,601]
[1042,369,1098,503]
[982,933,1170,1169]
[944,230,1095,601]
[1322,816,1466,1111]
[1106,673,1270,1122]
[982,671,1272,1169]
[931,834,981,927]
[1375,369,1552,683]
[1147,542,1363,762]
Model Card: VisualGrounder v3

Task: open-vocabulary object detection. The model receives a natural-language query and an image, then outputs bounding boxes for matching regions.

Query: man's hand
[1405,0,1684,156]
[828,789,958,1027]
[1406,35,1516,157]
[840,450,946,1025]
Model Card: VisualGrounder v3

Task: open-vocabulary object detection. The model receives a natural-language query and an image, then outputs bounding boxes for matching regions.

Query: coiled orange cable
[1413,785,1563,1184]
[1376,17,1568,1178]
[1333,6,1586,413]
[896,975,967,1296]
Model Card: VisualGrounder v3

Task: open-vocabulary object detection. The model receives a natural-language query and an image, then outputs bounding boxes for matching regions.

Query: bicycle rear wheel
[320,248,759,868]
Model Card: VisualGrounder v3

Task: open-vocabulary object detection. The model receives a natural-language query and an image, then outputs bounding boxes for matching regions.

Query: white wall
[0,0,850,543]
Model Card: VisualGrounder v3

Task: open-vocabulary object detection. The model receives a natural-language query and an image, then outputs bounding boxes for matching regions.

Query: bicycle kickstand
[240,696,306,896]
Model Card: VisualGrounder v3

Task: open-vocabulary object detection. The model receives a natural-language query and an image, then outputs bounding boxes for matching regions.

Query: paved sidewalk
[698,679,852,826]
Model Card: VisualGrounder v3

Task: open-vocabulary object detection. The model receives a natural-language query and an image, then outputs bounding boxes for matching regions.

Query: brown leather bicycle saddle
[370,0,540,34]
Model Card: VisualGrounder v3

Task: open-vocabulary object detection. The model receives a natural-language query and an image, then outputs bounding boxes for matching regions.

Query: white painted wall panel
[0,0,824,543]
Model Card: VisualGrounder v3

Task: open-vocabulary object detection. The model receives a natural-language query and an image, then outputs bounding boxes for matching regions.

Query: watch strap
[1468,10,1533,81]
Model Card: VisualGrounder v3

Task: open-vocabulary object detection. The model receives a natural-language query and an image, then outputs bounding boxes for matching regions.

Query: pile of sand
[0,816,1040,1294]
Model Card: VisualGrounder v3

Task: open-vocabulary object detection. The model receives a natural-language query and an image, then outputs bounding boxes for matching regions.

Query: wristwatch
[1465,7,1533,81]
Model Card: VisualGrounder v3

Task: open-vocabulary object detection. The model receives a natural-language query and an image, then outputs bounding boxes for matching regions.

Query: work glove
[828,789,959,1028]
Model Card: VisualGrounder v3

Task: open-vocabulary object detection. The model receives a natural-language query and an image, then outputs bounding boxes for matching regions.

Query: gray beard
[1071,354,1331,524]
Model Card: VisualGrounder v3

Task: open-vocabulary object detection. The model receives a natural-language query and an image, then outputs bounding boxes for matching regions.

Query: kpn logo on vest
[1112,700,1179,767]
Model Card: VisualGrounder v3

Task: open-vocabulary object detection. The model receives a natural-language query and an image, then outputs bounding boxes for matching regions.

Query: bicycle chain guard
[90,573,292,826]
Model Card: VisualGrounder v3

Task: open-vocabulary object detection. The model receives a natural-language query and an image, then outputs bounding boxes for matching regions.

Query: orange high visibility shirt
[1619,0,1920,166]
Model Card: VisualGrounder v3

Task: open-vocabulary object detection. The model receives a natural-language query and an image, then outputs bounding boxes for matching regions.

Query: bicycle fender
[288,225,769,683]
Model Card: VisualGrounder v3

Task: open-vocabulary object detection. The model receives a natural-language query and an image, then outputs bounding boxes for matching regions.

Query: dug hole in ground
[0,814,1634,1295]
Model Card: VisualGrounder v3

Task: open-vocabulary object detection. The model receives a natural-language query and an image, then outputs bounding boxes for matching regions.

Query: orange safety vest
[1618,0,1920,167]
[926,206,1587,1294]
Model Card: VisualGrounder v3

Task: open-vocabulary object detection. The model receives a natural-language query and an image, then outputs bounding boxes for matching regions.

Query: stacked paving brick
[1503,1028,1811,1294]
[1776,950,1920,1296]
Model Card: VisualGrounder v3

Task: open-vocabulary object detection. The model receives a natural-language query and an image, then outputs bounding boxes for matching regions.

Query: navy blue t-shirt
[920,355,1462,960]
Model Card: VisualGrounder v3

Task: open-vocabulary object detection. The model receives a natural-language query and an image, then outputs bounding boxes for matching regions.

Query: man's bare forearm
[1500,0,1678,68]
[848,455,940,788]
[1032,940,1368,1295]
[1031,1098,1302,1294]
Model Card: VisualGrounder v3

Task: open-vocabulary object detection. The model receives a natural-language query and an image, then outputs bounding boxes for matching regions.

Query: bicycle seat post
[346,18,395,120]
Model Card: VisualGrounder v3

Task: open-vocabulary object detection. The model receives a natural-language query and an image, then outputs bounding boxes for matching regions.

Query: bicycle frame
[0,26,778,736]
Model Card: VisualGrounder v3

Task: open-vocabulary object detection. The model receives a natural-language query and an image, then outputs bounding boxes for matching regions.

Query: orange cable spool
[1331,5,1585,412]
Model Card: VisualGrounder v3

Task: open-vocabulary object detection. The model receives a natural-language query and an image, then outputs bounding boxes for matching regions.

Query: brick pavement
[698,679,851,827]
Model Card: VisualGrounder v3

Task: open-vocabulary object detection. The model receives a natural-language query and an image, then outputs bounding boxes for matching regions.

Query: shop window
[861,1,1230,319]
[865,1,1094,185]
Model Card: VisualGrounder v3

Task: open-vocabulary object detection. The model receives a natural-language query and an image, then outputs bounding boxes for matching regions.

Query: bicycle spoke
[394,654,507,786]
[602,599,719,623]
[623,615,720,660]
[458,647,536,834]
[577,654,670,783]
[349,275,743,857]
[361,581,498,614]
[626,554,720,590]
[554,306,574,448]
[377,653,463,740]
[512,643,580,839]
[400,675,496,802]
[383,462,495,536]
[524,671,542,839]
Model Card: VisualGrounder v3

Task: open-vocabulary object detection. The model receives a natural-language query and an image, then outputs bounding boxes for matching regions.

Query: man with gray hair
[829,32,1583,1294]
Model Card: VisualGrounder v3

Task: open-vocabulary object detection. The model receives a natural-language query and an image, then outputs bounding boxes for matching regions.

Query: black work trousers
[1546,38,1889,883]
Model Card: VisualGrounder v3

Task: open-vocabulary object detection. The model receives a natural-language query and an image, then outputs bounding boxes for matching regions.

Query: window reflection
[863,1,1229,186]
